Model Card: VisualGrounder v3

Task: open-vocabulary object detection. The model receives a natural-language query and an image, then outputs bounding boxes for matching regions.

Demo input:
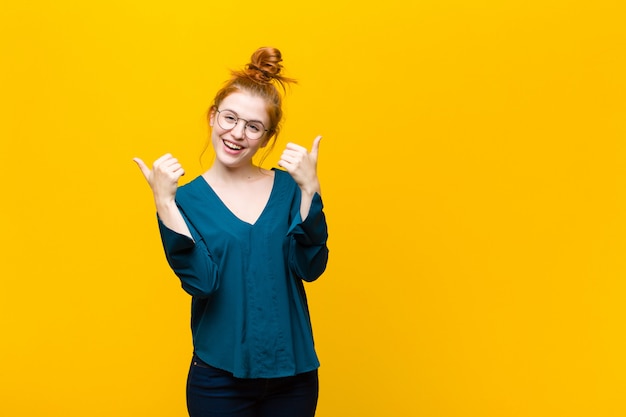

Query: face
[209,91,270,167]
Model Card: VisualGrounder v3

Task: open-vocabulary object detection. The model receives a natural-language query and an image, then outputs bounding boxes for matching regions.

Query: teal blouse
[157,168,329,379]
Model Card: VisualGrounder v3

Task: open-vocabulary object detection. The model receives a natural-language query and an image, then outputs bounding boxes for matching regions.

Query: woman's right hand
[133,153,185,204]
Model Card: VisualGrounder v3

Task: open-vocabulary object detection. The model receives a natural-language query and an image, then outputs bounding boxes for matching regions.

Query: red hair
[209,47,296,152]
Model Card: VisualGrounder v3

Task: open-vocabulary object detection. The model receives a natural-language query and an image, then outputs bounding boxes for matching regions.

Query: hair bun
[244,47,294,86]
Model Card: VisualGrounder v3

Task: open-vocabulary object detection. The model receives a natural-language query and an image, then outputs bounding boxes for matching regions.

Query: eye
[247,123,263,133]
[224,114,237,123]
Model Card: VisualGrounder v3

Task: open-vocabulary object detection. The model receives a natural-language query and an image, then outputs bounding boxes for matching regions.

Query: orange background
[1,1,625,416]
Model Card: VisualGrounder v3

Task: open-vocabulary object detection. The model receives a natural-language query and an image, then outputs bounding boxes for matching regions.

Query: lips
[223,140,243,151]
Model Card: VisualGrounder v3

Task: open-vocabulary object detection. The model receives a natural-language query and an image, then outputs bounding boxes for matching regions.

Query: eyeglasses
[215,109,268,140]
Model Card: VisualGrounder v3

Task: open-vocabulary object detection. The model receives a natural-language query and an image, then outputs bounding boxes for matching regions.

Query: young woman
[133,47,328,417]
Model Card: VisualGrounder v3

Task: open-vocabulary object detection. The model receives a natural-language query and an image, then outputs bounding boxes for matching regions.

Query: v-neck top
[157,168,329,378]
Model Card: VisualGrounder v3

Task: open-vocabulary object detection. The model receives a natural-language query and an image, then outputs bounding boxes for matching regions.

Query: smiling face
[208,91,271,168]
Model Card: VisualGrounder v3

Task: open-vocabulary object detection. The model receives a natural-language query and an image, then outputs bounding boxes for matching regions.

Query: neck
[204,163,266,184]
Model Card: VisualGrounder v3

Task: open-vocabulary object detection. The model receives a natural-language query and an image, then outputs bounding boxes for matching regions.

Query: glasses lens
[245,122,265,140]
[217,111,237,130]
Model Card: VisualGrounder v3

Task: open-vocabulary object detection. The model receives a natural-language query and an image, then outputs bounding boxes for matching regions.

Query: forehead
[220,92,269,123]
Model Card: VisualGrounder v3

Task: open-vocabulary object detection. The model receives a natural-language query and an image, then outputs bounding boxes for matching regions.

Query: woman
[133,47,328,417]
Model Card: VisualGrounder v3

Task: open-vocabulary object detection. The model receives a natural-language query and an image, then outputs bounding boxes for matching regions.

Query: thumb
[310,135,322,161]
[132,157,151,181]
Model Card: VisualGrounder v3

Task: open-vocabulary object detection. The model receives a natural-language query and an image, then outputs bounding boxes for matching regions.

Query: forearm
[156,199,193,239]
[299,180,321,221]
[290,191,329,281]
[158,220,219,297]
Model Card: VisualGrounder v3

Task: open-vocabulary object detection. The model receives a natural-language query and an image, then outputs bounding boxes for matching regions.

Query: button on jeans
[186,355,319,417]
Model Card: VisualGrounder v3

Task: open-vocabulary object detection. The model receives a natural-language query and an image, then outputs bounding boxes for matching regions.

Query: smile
[223,140,243,151]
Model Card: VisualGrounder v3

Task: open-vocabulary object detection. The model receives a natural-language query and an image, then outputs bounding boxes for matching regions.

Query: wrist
[155,197,177,212]
[299,180,321,197]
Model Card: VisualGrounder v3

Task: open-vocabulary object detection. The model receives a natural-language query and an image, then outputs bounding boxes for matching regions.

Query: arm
[288,192,329,282]
[134,154,219,297]
[158,217,220,297]
[278,136,322,221]
[298,184,321,223]
[133,154,192,238]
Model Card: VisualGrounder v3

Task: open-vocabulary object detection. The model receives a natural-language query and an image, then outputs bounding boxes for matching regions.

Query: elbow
[302,274,322,283]
[300,247,329,283]
[179,272,220,298]
[182,281,219,298]
[304,264,328,283]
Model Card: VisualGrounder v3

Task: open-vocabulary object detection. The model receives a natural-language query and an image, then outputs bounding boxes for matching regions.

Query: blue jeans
[186,355,319,417]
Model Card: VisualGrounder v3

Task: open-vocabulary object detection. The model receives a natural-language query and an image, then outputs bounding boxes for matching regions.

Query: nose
[230,119,247,139]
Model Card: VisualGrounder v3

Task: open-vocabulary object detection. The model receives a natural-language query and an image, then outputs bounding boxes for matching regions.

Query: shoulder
[270,168,302,212]
[176,176,210,203]
[272,167,296,185]
[272,168,299,194]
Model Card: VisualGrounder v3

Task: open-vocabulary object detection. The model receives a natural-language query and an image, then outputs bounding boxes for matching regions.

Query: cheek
[210,128,222,144]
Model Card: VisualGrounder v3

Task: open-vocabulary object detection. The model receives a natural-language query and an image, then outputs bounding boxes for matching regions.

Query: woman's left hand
[278,135,322,195]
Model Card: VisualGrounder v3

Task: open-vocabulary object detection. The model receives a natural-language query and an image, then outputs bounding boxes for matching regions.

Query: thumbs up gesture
[278,135,322,195]
[133,153,185,204]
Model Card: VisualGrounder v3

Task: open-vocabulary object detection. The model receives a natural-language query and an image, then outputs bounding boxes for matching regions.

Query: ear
[208,107,216,127]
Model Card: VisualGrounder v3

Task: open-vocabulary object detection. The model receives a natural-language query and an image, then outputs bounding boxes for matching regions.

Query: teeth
[224,140,242,150]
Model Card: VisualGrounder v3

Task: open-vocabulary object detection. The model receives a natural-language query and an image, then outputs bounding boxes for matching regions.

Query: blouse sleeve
[287,192,329,282]
[158,216,220,297]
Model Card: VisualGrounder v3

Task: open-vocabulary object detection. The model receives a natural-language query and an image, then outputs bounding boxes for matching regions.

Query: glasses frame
[215,109,269,140]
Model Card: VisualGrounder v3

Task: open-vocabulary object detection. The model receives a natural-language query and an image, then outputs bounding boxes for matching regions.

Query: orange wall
[1,1,625,416]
